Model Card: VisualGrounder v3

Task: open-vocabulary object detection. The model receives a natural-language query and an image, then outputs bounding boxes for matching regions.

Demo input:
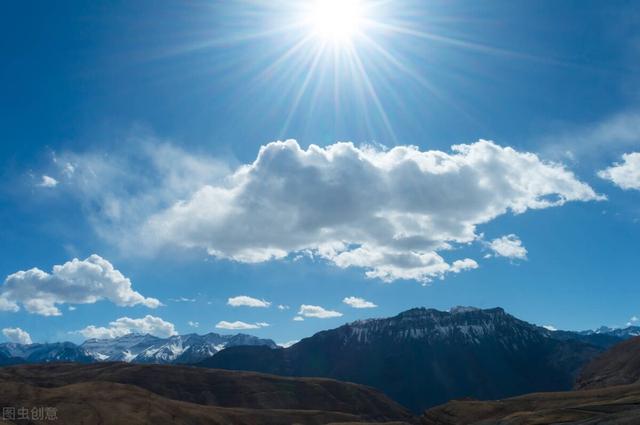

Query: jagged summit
[344,306,523,346]
[0,332,277,366]
[81,331,277,364]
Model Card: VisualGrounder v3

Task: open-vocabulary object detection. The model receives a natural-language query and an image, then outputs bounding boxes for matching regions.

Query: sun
[307,0,365,43]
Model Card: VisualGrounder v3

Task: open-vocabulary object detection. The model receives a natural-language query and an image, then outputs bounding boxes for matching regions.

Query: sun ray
[345,42,397,143]
[280,42,329,138]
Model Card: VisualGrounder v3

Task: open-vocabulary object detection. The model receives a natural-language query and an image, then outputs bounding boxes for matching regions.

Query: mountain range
[2,333,640,424]
[2,306,639,415]
[0,332,276,365]
[200,306,634,413]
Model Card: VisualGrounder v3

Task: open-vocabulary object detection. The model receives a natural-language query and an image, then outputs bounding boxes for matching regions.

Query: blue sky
[1,0,640,345]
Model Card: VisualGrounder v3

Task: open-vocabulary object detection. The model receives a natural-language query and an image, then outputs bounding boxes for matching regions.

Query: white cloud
[78,315,177,339]
[598,152,640,190]
[278,340,299,348]
[51,138,231,251]
[293,316,304,321]
[450,258,479,273]
[169,297,196,303]
[342,296,377,309]
[227,295,271,308]
[38,175,58,188]
[0,255,160,316]
[140,140,600,283]
[488,234,528,260]
[298,304,342,319]
[541,110,640,160]
[2,327,32,344]
[277,304,290,310]
[188,321,199,328]
[215,320,270,330]
[631,316,639,322]
[0,298,19,313]
[542,325,557,332]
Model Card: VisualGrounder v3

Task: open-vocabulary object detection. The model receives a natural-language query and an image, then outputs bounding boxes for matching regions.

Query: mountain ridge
[200,306,621,413]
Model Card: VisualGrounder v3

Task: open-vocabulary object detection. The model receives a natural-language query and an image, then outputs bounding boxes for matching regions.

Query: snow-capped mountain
[579,325,640,339]
[80,333,164,362]
[81,332,277,364]
[0,332,277,366]
[346,306,543,346]
[0,342,93,364]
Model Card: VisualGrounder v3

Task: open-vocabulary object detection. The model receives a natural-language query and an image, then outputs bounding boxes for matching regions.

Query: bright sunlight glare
[308,0,365,43]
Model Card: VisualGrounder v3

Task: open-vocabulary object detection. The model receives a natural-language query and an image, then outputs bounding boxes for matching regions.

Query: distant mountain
[575,335,640,390]
[544,329,624,349]
[201,306,608,413]
[0,332,277,365]
[0,363,413,425]
[0,342,93,364]
[578,325,640,339]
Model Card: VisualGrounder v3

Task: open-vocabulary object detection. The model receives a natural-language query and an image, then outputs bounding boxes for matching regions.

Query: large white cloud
[598,152,640,190]
[227,295,271,308]
[488,234,528,260]
[2,327,32,344]
[298,304,343,319]
[215,320,270,330]
[78,315,177,339]
[0,255,161,316]
[141,140,600,282]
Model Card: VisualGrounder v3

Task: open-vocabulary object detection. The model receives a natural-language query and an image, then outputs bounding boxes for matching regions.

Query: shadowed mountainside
[0,362,413,424]
[576,336,640,390]
[420,383,640,424]
[420,336,640,424]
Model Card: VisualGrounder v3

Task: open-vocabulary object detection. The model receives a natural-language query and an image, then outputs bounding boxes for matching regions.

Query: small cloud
[2,327,32,344]
[450,259,479,273]
[342,296,377,309]
[169,297,196,303]
[277,304,290,310]
[188,321,199,328]
[598,152,640,191]
[37,175,58,188]
[487,234,528,260]
[227,296,271,308]
[68,306,76,311]
[542,325,557,332]
[298,304,342,319]
[293,316,304,321]
[215,321,270,330]
[278,340,299,348]
[63,162,75,177]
